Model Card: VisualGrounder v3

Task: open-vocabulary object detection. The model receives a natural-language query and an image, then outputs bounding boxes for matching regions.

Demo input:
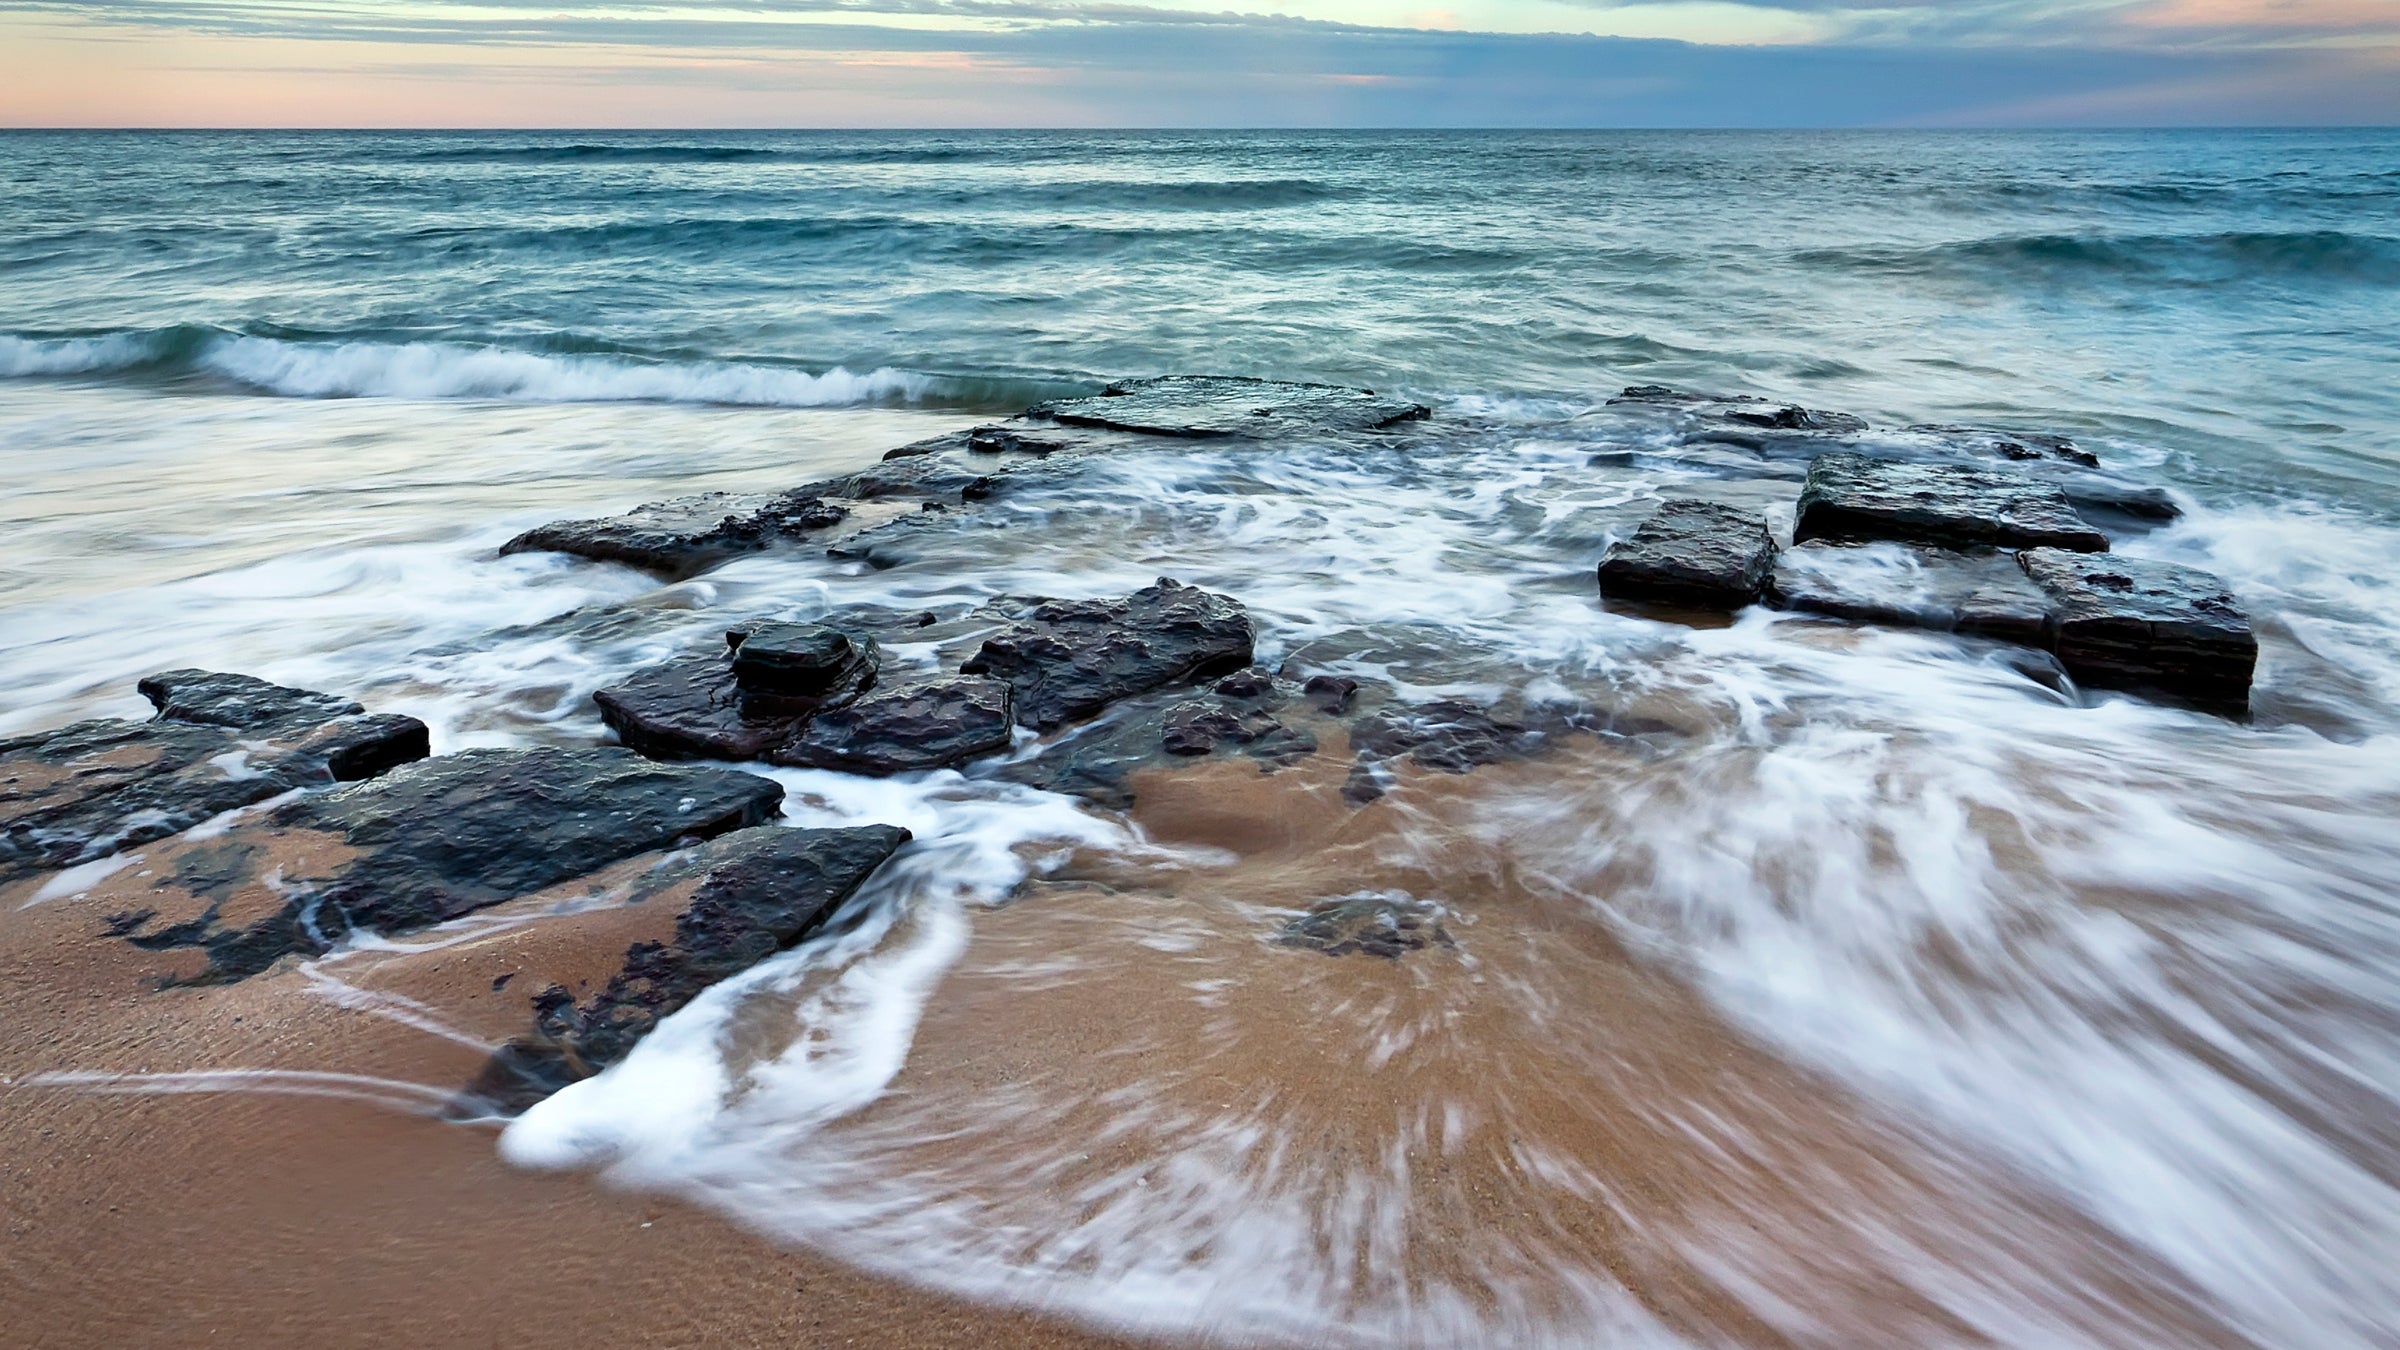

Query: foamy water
[6,129,2400,1347]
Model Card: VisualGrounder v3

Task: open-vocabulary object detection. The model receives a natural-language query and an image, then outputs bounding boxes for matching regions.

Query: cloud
[0,0,2393,124]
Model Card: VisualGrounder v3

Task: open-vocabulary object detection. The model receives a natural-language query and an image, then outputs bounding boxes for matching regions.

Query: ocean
[5,128,2400,1347]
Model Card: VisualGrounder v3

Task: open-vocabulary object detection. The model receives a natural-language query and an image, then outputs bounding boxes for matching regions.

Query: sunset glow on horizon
[1,1,2395,126]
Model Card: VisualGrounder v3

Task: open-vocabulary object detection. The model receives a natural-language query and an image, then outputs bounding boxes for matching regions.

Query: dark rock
[137,669,359,730]
[1796,453,2109,553]
[1027,376,1429,439]
[595,655,792,762]
[727,621,876,697]
[2018,550,2257,710]
[1767,542,2052,646]
[1607,385,1867,436]
[1596,499,1777,609]
[0,672,429,885]
[1212,665,1277,698]
[1302,674,1359,713]
[274,747,785,938]
[2061,479,2181,526]
[961,579,1255,730]
[461,823,910,1113]
[967,426,1070,456]
[499,492,849,579]
[773,677,1016,775]
[1276,893,1454,959]
[595,625,882,763]
[1908,424,2100,469]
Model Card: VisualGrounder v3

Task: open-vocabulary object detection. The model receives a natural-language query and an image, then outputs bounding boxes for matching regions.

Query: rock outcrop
[1795,453,2109,553]
[961,579,1257,730]
[2018,549,2257,709]
[460,822,911,1113]
[0,671,429,885]
[772,676,1017,774]
[1596,499,1777,609]
[103,746,786,981]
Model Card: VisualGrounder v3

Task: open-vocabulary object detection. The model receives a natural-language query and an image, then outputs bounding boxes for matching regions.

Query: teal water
[5,130,2400,1349]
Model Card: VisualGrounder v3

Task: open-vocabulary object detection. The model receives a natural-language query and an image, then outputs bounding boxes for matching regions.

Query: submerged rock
[2018,549,2257,710]
[1277,893,1454,959]
[1027,376,1430,438]
[961,579,1256,731]
[1343,699,1565,805]
[594,624,885,763]
[772,676,1017,775]
[1596,499,1777,609]
[1796,453,2108,553]
[461,823,910,1113]
[1767,541,2052,645]
[0,671,428,885]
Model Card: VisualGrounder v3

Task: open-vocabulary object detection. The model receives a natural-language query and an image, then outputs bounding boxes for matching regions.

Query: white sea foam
[197,335,944,407]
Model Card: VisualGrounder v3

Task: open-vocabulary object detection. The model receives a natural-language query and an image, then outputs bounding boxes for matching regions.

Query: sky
[0,1,2394,127]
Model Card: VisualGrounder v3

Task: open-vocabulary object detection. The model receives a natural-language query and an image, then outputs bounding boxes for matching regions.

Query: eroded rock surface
[1027,376,1429,439]
[499,491,848,579]
[461,822,911,1113]
[1344,699,1564,805]
[100,746,785,982]
[1596,499,1777,609]
[772,676,1017,775]
[1768,542,2052,645]
[962,579,1256,731]
[595,624,883,763]
[2019,549,2257,709]
[0,671,428,885]
[1796,453,2108,553]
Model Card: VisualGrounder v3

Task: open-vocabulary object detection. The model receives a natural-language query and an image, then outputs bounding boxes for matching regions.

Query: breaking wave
[0,327,1064,409]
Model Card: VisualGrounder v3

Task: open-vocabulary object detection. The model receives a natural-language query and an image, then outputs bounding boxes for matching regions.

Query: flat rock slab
[93,746,786,983]
[962,579,1256,731]
[1797,453,2108,553]
[2018,549,2257,709]
[1610,385,1868,436]
[1026,376,1430,439]
[1768,542,2051,645]
[0,671,428,885]
[459,822,911,1113]
[499,491,848,579]
[1596,499,1776,609]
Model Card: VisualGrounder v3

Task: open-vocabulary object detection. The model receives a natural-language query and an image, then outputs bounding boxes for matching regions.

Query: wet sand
[0,869,1137,1350]
[0,740,2275,1348]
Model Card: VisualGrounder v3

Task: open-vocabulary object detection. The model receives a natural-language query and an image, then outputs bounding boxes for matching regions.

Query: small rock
[1796,453,2108,553]
[1596,499,1777,609]
[2018,549,2257,710]
[1767,542,2051,646]
[1277,893,1454,959]
[1301,674,1359,713]
[727,622,877,698]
